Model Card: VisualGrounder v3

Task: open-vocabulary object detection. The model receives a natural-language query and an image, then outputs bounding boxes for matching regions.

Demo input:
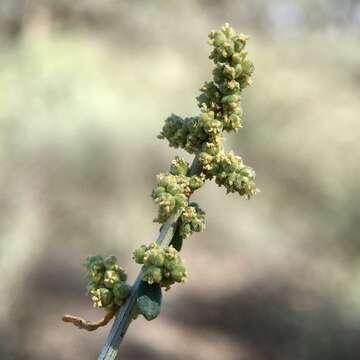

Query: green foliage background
[1,1,360,359]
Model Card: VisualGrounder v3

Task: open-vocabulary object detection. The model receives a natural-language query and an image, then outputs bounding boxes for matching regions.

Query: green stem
[98,156,202,360]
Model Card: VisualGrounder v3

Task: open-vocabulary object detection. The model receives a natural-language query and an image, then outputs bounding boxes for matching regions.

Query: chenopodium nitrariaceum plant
[63,23,258,331]
[133,22,258,320]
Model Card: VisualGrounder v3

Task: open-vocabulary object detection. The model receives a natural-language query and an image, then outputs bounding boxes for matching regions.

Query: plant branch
[62,306,119,332]
[97,156,202,360]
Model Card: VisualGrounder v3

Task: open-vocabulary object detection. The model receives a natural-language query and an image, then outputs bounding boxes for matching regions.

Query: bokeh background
[1,1,360,359]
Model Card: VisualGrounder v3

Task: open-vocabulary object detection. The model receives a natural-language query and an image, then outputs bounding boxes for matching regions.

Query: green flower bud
[171,265,187,282]
[163,257,179,272]
[158,175,170,188]
[241,59,254,76]
[223,64,236,79]
[146,250,165,267]
[118,268,128,282]
[177,202,206,240]
[174,193,187,208]
[133,245,147,264]
[179,223,192,239]
[231,53,242,65]
[189,175,205,190]
[104,255,119,271]
[88,271,103,284]
[143,266,163,284]
[170,156,189,176]
[234,34,248,52]
[198,152,213,166]
[85,255,104,269]
[166,183,180,196]
[212,31,226,46]
[86,282,97,295]
[221,94,239,104]
[154,192,176,222]
[85,255,105,284]
[222,23,236,39]
[225,113,241,131]
[152,186,166,198]
[113,282,131,301]
[202,141,221,155]
[234,64,243,78]
[170,270,184,282]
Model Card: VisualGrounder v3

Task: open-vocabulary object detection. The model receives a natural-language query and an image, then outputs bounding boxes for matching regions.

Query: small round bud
[147,251,165,267]
[189,175,204,190]
[241,59,254,76]
[133,245,147,264]
[152,186,166,198]
[231,53,242,65]
[118,268,128,282]
[170,157,189,176]
[212,31,226,46]
[171,268,186,282]
[85,255,105,284]
[164,257,179,272]
[85,255,104,269]
[166,183,180,196]
[143,266,163,284]
[174,193,187,208]
[104,255,119,271]
[113,282,131,301]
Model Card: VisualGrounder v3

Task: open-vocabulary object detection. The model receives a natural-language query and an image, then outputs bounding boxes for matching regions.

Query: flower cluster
[199,25,254,130]
[151,156,206,238]
[157,23,258,200]
[178,202,205,239]
[133,243,187,290]
[85,255,131,309]
[199,150,257,197]
[158,114,222,154]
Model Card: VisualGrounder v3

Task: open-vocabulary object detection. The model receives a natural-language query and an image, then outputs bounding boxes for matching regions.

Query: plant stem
[62,306,119,331]
[98,156,202,360]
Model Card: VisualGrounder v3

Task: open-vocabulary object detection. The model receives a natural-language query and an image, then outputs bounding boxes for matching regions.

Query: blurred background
[1,1,360,359]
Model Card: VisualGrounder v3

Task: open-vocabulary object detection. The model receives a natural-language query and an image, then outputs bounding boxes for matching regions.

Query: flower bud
[104,255,119,271]
[146,250,165,267]
[171,265,187,282]
[221,94,240,104]
[212,31,226,46]
[163,257,178,272]
[143,266,163,284]
[113,282,131,301]
[174,193,187,208]
[152,186,166,198]
[241,59,254,76]
[133,245,147,264]
[166,183,180,196]
[170,157,189,176]
[189,175,204,190]
[231,53,242,65]
[103,270,120,288]
[118,268,128,282]
[85,255,105,284]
